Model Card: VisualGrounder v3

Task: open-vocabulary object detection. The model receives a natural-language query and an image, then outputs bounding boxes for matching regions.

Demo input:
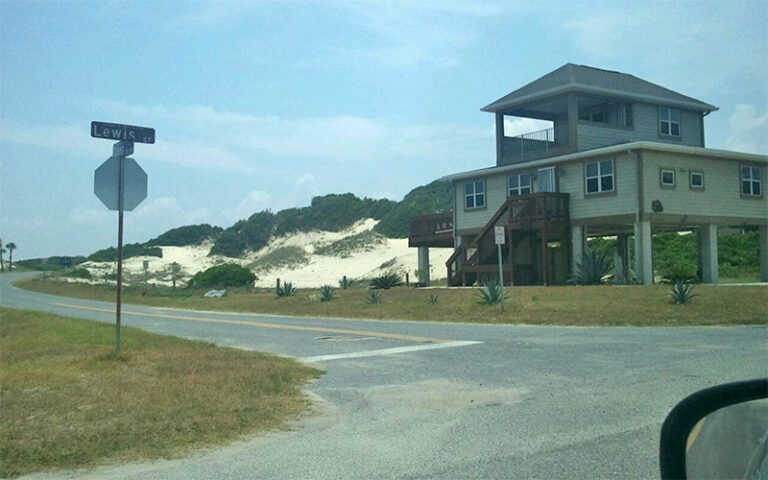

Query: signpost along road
[494,226,506,312]
[92,122,154,353]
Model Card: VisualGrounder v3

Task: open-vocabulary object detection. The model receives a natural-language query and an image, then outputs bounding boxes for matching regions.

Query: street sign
[494,226,505,245]
[143,260,149,270]
[91,121,155,144]
[94,156,147,211]
[113,140,134,157]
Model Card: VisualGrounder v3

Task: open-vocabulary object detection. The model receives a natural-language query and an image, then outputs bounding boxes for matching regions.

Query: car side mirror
[660,378,768,479]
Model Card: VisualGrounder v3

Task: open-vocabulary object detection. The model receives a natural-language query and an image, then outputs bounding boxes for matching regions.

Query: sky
[1,0,766,260]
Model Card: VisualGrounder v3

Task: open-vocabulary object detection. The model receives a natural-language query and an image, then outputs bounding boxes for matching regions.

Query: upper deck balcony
[499,127,571,164]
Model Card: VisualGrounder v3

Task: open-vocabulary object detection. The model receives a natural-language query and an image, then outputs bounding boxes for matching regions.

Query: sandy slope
[80,219,453,288]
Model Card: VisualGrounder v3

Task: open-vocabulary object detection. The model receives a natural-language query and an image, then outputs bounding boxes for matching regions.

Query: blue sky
[1,0,766,260]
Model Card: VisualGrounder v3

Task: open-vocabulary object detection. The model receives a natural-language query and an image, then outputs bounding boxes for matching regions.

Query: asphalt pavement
[2,273,766,479]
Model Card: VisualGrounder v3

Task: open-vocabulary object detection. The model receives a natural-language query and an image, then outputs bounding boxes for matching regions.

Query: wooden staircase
[446,192,570,286]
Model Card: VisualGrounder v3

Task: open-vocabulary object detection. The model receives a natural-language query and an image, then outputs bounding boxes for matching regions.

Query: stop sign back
[94,156,147,211]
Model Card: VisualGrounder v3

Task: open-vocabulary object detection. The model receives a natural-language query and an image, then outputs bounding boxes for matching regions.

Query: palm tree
[0,238,5,272]
[6,242,16,271]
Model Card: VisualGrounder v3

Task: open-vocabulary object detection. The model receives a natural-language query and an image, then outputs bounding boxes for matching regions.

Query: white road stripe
[301,341,482,362]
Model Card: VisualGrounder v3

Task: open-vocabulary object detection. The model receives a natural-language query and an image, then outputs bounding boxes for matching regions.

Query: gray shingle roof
[482,64,717,113]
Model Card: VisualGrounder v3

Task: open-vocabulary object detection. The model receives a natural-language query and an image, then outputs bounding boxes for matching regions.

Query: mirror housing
[659,378,768,479]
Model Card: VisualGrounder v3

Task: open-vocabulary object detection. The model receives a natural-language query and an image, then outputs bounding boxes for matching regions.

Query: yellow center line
[50,302,449,344]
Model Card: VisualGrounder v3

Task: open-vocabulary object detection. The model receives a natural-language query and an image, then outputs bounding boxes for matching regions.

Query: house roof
[440,142,767,183]
[482,64,718,113]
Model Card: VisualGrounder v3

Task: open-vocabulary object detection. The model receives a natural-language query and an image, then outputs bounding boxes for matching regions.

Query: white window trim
[741,165,762,197]
[661,169,676,187]
[508,173,532,196]
[659,107,681,137]
[464,179,486,209]
[690,171,704,189]
[585,159,615,195]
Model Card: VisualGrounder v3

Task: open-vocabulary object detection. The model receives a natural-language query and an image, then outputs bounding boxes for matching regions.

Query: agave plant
[319,284,336,302]
[338,276,355,289]
[669,281,698,304]
[476,279,503,305]
[568,250,612,285]
[426,294,439,305]
[276,281,296,297]
[366,289,382,305]
[370,272,403,290]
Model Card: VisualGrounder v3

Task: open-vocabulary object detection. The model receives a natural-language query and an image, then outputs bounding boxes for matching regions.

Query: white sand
[79,219,454,288]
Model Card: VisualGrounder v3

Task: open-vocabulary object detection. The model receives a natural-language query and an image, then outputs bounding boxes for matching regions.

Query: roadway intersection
[2,273,766,479]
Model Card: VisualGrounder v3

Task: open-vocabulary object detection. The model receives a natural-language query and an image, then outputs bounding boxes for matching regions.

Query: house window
[690,171,704,189]
[464,180,485,209]
[660,169,675,187]
[585,159,614,194]
[508,173,532,196]
[579,109,608,123]
[741,165,762,196]
[659,107,681,137]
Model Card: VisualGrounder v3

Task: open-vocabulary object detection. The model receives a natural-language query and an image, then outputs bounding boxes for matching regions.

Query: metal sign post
[494,226,506,313]
[92,122,153,354]
[143,260,149,295]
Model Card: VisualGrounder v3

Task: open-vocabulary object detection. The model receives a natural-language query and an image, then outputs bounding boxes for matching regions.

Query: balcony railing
[500,127,569,164]
[408,211,454,248]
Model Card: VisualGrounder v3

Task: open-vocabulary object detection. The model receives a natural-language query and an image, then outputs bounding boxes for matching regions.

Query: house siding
[454,175,508,232]
[559,151,638,220]
[642,151,768,220]
[577,103,703,151]
[454,152,639,232]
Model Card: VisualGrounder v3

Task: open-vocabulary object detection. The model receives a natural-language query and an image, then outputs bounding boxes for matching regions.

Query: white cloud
[123,196,214,239]
[225,190,273,222]
[725,104,768,154]
[87,99,492,166]
[69,207,110,226]
[501,117,553,137]
[328,0,510,69]
[295,172,317,190]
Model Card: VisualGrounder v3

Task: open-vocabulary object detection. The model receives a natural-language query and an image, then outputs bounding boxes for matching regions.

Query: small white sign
[494,226,505,245]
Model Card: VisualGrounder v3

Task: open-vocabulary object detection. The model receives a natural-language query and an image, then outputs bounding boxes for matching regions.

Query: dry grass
[16,277,768,326]
[0,307,322,478]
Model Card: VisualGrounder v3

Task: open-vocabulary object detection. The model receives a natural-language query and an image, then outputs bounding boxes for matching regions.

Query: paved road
[2,273,766,479]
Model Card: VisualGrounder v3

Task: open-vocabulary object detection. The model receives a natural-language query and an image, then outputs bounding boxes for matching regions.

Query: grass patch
[313,231,386,258]
[248,246,309,273]
[0,307,321,477]
[16,276,767,326]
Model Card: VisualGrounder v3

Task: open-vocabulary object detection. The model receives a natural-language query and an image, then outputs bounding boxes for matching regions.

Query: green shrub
[276,281,296,297]
[65,268,91,279]
[366,290,382,305]
[373,180,451,238]
[718,262,741,278]
[17,256,86,271]
[319,285,336,302]
[189,264,255,288]
[147,224,222,247]
[426,294,439,305]
[660,261,697,284]
[370,273,403,289]
[87,243,162,262]
[314,231,386,258]
[670,281,698,304]
[476,280,503,305]
[568,250,611,285]
[250,246,309,273]
[338,276,355,289]
[209,211,275,257]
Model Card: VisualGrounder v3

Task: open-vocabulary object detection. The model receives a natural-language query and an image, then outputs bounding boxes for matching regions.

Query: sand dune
[80,219,453,288]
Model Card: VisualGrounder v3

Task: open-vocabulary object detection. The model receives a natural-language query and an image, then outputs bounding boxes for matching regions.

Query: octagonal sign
[94,156,147,211]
